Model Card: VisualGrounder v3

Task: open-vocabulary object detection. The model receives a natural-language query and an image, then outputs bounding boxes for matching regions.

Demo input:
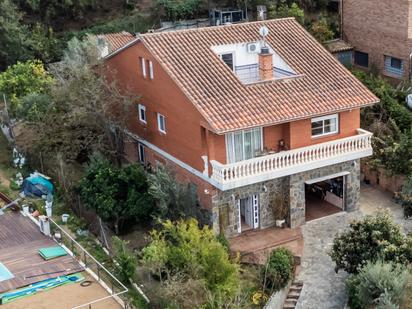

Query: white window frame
[157,113,166,134]
[225,127,263,163]
[138,104,146,124]
[149,61,154,79]
[311,114,339,138]
[140,57,146,78]
[138,143,145,163]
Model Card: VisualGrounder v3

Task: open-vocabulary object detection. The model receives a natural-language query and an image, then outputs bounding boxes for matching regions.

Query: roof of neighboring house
[98,31,136,54]
[324,39,353,53]
[139,19,379,133]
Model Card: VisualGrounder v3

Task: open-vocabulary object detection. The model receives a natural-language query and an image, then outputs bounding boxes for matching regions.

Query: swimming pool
[0,263,14,282]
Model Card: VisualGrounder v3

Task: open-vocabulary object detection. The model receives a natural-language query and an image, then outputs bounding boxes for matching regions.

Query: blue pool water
[0,262,14,282]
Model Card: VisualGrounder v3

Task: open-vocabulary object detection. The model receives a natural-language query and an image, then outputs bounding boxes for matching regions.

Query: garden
[330,211,412,308]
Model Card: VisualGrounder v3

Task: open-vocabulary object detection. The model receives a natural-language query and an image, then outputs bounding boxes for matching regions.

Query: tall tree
[0,0,33,70]
[79,154,154,234]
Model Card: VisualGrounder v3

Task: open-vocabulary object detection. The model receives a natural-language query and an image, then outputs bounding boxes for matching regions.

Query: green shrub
[216,233,230,252]
[262,247,294,293]
[346,260,409,309]
[142,219,240,301]
[330,211,412,274]
[9,180,20,191]
[112,236,137,283]
[79,153,154,234]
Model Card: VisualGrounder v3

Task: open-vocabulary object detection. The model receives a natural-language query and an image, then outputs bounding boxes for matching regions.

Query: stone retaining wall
[212,160,361,237]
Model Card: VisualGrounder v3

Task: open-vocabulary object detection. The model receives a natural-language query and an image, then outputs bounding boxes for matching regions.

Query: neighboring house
[343,0,412,80]
[95,32,136,58]
[103,18,378,238]
[324,39,353,67]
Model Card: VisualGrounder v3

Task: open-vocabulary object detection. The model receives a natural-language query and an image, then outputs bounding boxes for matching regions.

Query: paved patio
[295,184,408,309]
[229,226,303,264]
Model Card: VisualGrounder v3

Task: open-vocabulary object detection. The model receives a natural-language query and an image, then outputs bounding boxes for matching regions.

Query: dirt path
[0,169,10,187]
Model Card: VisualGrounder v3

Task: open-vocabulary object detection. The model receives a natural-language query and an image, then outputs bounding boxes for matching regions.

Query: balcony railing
[235,64,296,84]
[210,129,373,190]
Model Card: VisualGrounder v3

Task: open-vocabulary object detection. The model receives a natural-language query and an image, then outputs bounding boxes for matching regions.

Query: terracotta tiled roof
[99,32,136,53]
[140,19,379,133]
[324,39,353,53]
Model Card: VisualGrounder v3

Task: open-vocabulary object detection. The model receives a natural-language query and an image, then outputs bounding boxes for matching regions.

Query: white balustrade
[210,129,373,189]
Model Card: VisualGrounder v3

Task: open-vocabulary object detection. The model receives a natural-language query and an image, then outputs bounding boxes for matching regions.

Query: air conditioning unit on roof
[247,42,259,53]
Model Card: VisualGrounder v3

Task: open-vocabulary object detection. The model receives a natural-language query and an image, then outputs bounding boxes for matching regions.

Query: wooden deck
[0,211,82,293]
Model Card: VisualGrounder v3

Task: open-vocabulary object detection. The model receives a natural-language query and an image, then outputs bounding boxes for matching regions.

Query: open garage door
[305,173,347,222]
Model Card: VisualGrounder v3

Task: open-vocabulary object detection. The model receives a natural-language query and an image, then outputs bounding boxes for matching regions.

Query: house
[324,39,353,67]
[103,18,378,238]
[343,0,412,80]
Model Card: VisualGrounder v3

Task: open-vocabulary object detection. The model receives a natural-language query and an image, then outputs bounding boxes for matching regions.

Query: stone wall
[212,160,361,237]
[211,177,289,238]
[289,159,361,228]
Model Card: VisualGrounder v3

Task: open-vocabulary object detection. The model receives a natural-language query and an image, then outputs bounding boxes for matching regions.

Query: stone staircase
[283,281,304,309]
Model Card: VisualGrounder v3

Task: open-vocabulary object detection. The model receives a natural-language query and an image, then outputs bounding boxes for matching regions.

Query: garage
[305,173,347,222]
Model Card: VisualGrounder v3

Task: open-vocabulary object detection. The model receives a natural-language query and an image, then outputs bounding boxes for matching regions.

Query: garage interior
[305,175,345,222]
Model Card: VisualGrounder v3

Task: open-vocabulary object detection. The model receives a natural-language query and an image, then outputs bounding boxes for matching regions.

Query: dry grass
[401,274,412,309]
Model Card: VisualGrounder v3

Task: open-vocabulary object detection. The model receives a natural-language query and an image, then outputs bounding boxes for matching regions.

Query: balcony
[235,64,297,84]
[210,129,373,191]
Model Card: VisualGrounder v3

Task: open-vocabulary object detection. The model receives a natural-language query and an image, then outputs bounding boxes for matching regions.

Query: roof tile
[140,19,378,133]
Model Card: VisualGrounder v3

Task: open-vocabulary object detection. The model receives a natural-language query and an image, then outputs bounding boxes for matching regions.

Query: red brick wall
[343,0,412,79]
[105,43,209,173]
[124,135,215,209]
[289,109,360,149]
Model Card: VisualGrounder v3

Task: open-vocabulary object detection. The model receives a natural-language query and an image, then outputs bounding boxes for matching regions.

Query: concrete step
[283,304,295,309]
[289,286,302,293]
[293,280,304,286]
[288,292,301,299]
[285,298,298,303]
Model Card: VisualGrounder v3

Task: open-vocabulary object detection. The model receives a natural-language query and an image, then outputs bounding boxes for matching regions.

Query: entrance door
[245,197,253,227]
[237,195,259,233]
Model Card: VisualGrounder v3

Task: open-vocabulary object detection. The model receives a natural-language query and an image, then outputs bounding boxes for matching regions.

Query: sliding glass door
[226,127,262,163]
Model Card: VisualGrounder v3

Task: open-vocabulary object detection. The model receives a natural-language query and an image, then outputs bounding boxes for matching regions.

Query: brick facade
[343,0,412,80]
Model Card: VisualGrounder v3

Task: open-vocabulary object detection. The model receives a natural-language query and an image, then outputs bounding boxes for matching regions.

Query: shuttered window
[384,55,404,77]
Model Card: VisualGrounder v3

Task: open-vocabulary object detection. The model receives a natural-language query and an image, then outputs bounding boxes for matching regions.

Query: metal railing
[235,64,297,84]
[48,218,129,309]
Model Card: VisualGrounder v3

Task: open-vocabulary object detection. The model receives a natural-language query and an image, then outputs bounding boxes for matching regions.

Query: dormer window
[219,53,234,71]
[212,42,297,84]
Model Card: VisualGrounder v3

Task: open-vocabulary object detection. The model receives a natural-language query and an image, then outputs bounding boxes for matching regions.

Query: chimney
[259,46,273,81]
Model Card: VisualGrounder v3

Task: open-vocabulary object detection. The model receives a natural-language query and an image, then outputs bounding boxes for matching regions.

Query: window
[226,127,262,163]
[157,113,166,133]
[138,104,146,123]
[354,51,369,68]
[149,61,154,79]
[311,114,339,137]
[384,55,404,77]
[138,143,145,163]
[140,57,146,78]
[219,53,234,71]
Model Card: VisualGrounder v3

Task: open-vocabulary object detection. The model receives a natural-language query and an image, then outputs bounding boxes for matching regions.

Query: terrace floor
[0,211,82,294]
[229,226,303,265]
[3,273,122,309]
